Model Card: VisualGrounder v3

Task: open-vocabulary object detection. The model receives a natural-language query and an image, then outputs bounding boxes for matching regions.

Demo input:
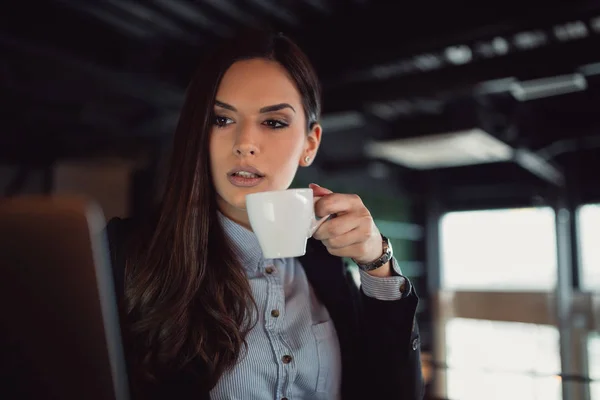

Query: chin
[222,191,250,211]
[218,181,281,211]
[233,196,249,211]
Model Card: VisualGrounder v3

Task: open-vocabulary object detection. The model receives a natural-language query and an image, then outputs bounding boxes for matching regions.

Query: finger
[314,193,365,219]
[325,239,373,259]
[309,183,333,197]
[322,224,373,250]
[312,213,362,241]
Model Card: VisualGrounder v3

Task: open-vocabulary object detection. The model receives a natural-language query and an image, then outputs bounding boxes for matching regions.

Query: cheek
[278,129,306,156]
[269,132,305,171]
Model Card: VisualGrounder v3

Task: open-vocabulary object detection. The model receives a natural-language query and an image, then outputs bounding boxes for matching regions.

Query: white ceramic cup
[245,188,326,259]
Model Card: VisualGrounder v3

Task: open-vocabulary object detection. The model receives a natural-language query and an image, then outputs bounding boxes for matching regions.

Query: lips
[227,165,265,188]
[227,165,265,178]
[231,171,262,178]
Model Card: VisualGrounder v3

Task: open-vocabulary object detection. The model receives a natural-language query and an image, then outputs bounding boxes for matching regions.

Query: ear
[300,123,322,167]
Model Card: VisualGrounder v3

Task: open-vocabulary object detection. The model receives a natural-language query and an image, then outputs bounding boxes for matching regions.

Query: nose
[233,144,258,157]
[233,125,260,157]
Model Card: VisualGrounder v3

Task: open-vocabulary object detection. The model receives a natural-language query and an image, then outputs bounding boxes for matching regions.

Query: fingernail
[310,183,320,187]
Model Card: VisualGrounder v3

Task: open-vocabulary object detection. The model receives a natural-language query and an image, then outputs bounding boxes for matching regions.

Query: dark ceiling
[2,0,600,204]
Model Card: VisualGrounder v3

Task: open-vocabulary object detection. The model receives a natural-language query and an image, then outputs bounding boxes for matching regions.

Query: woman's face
[209,58,321,227]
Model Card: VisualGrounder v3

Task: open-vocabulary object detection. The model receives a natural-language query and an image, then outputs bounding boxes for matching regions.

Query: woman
[106,30,423,400]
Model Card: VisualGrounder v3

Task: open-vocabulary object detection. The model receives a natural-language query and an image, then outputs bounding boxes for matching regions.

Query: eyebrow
[215,100,236,112]
[215,100,296,114]
[259,103,296,114]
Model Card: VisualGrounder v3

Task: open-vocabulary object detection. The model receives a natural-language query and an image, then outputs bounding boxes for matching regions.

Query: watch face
[383,236,391,252]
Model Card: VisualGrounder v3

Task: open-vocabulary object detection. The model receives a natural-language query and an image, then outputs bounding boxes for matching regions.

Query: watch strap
[353,235,393,271]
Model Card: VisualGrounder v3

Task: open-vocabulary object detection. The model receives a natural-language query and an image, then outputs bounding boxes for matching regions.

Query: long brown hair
[123,30,322,390]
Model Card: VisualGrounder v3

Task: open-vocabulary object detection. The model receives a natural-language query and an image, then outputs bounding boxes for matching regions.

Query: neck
[226,213,253,231]
[217,199,253,231]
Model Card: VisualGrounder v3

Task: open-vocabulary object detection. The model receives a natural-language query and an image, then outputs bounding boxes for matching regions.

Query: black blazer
[105,217,424,400]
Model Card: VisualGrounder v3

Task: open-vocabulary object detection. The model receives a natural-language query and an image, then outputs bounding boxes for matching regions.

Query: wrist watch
[353,235,393,272]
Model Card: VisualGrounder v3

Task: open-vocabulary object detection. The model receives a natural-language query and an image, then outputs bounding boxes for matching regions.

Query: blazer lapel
[299,238,362,327]
[299,238,347,304]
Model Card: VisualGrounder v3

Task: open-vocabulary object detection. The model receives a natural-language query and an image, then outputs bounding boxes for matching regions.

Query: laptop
[0,196,130,400]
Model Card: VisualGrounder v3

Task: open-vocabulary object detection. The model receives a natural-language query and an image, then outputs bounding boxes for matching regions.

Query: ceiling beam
[103,0,202,44]
[323,35,600,114]
[244,0,299,26]
[514,148,565,186]
[310,1,600,77]
[53,0,157,39]
[201,0,260,27]
[151,0,232,37]
[300,0,332,15]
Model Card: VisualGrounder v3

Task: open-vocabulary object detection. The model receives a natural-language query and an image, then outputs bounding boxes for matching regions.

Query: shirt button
[399,281,407,294]
[265,266,275,274]
[282,355,293,364]
[271,309,280,318]
[412,338,419,351]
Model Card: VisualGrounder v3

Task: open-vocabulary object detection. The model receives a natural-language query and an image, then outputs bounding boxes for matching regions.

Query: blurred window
[578,204,600,291]
[445,318,561,400]
[440,207,557,291]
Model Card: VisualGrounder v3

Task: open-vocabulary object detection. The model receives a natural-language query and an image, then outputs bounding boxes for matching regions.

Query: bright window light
[578,204,600,291]
[446,318,561,400]
[440,207,557,291]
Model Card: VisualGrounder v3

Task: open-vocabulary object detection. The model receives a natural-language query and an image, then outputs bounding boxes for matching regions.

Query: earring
[304,156,311,164]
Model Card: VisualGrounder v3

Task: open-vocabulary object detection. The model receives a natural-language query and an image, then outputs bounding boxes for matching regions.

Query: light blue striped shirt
[210,214,407,400]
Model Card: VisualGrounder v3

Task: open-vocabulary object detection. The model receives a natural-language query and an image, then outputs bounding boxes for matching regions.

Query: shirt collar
[218,212,265,272]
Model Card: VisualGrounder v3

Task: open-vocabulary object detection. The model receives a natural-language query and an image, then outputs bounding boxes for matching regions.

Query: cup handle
[309,214,329,237]
[308,195,332,237]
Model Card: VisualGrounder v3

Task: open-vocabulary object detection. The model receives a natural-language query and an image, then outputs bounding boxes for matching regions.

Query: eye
[213,115,234,128]
[262,119,289,129]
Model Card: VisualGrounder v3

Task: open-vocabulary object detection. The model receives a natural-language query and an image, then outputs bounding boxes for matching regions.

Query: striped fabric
[210,214,406,400]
